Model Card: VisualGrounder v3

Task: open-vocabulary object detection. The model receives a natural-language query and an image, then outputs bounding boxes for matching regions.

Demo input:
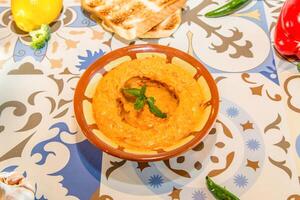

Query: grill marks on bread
[110,3,146,29]
[82,0,186,39]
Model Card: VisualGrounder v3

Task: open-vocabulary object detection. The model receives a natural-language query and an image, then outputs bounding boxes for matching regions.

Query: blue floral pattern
[246,139,260,151]
[192,190,207,200]
[148,175,164,188]
[234,174,248,188]
[76,49,105,71]
[226,107,239,118]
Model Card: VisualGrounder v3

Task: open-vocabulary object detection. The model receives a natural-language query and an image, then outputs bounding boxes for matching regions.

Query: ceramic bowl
[74,44,219,161]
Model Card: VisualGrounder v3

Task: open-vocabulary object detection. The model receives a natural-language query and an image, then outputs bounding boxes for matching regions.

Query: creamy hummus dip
[92,57,205,151]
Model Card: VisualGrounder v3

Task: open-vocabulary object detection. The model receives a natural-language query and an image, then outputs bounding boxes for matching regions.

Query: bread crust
[81,0,186,40]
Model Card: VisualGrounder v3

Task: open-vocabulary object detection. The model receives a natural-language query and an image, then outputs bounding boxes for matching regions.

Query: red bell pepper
[274,0,300,59]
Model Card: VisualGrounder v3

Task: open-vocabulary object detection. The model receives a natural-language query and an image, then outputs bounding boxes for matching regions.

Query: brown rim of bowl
[74,44,219,162]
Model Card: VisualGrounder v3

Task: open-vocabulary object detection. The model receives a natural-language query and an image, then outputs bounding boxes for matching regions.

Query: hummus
[92,57,206,151]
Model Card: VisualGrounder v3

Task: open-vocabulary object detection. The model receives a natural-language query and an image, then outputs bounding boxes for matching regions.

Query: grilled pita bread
[97,9,181,39]
[81,0,186,40]
[139,9,181,38]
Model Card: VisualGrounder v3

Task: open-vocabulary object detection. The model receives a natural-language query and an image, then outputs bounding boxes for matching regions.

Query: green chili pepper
[205,0,251,18]
[206,176,240,200]
[297,63,300,72]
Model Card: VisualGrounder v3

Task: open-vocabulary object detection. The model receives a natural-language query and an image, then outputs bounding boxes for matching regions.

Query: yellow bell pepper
[11,0,63,32]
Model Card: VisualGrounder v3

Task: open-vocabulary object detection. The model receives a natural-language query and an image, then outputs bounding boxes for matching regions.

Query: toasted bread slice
[139,9,181,38]
[99,9,181,39]
[81,0,186,40]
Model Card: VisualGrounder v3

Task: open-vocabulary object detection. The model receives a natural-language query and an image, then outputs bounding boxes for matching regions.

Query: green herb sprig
[123,85,167,118]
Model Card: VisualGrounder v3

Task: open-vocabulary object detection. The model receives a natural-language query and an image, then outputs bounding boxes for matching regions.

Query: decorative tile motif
[98,74,299,199]
[0,75,102,199]
[0,5,110,75]
[148,174,164,188]
[246,139,260,151]
[226,106,239,118]
[0,0,300,199]
[234,174,248,188]
[76,49,105,71]
[192,190,207,200]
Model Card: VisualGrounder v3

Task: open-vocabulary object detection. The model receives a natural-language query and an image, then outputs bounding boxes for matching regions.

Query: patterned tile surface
[0,0,299,199]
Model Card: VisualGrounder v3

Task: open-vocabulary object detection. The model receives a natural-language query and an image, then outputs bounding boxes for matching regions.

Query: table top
[0,0,300,199]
